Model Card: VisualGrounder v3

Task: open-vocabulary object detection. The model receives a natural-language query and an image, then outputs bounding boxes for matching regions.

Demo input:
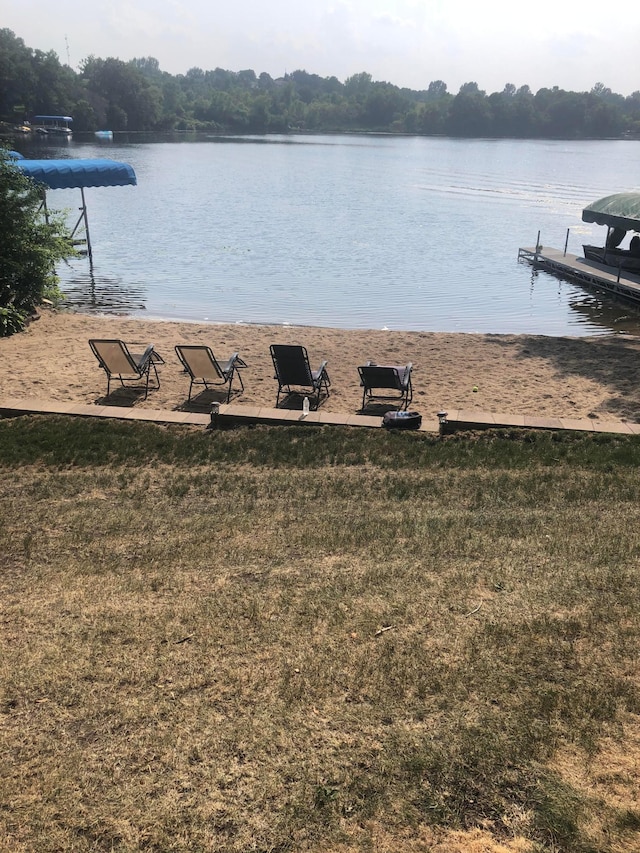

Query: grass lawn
[2,416,640,852]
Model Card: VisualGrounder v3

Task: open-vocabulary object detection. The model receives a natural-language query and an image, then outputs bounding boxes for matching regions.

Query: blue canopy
[34,115,73,122]
[15,158,137,190]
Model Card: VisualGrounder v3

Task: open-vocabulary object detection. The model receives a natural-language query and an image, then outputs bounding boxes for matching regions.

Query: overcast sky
[5,0,640,95]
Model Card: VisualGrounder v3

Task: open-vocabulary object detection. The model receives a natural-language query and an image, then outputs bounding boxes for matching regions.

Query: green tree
[362,83,406,128]
[79,56,161,130]
[344,72,372,99]
[447,83,491,135]
[0,152,74,335]
[0,29,36,117]
[70,98,97,131]
[426,80,448,100]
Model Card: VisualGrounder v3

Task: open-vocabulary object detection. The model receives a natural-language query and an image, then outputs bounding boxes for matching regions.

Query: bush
[0,149,75,336]
[0,305,27,335]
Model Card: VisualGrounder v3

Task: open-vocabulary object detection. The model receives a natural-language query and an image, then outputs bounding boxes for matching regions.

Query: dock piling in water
[518,243,640,305]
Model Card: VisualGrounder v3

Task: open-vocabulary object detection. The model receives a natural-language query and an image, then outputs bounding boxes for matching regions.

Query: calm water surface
[22,134,640,336]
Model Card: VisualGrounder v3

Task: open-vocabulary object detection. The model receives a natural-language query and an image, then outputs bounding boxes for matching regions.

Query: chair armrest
[401,363,413,387]
[132,343,156,370]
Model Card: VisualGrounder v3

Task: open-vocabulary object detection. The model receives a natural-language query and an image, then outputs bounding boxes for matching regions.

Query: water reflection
[526,265,640,336]
[566,290,640,336]
[61,261,147,314]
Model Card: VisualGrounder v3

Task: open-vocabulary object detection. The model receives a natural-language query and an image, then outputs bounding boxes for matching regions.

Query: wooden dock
[518,246,640,304]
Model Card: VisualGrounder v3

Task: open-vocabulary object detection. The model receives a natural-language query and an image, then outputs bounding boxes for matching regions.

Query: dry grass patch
[1,418,640,851]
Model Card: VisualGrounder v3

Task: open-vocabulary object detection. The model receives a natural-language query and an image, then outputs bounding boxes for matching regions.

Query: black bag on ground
[382,410,422,429]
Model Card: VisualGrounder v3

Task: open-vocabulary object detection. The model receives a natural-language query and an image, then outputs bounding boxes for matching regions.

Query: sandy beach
[2,308,640,423]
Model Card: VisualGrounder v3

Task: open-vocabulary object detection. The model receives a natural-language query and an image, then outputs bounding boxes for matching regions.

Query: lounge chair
[358,362,413,411]
[88,339,164,399]
[270,344,331,409]
[174,345,247,402]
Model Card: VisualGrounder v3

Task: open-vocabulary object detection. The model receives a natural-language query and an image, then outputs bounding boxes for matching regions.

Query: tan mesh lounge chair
[358,362,413,411]
[175,345,247,402]
[270,344,330,409]
[88,339,164,399]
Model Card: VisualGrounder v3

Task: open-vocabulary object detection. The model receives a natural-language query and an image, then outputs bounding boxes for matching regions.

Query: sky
[4,0,640,96]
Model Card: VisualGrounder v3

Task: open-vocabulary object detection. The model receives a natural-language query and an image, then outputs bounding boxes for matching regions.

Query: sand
[2,308,640,423]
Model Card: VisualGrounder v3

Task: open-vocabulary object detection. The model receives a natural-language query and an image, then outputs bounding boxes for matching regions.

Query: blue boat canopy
[34,115,73,122]
[5,156,137,262]
[15,158,137,190]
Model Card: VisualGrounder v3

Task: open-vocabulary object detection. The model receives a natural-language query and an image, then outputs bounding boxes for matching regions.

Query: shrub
[0,148,75,336]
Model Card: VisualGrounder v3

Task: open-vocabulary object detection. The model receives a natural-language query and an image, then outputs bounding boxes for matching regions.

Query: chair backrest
[89,339,136,375]
[175,345,222,382]
[270,345,313,386]
[358,364,404,391]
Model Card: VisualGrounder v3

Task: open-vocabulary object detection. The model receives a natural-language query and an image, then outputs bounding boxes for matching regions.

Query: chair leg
[141,360,161,400]
[149,361,160,390]
[142,365,150,400]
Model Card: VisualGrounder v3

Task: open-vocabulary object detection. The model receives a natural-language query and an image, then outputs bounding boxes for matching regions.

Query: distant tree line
[1,28,639,139]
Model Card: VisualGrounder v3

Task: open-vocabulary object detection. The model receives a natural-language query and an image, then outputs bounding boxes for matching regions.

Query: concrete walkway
[1,397,639,436]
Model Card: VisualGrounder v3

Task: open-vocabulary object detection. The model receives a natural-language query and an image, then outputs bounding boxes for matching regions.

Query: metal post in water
[80,187,93,263]
[564,228,570,256]
[534,230,541,262]
[41,189,49,225]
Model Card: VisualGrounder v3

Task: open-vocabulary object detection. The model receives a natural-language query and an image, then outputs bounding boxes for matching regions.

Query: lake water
[19,133,640,336]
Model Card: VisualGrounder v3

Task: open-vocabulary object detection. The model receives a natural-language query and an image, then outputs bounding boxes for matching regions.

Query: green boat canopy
[582,193,640,233]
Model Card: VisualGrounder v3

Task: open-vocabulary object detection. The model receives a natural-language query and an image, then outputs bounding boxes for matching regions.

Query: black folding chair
[270,344,330,409]
[358,362,413,411]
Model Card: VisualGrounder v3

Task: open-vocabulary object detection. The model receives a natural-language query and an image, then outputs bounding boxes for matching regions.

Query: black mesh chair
[270,344,331,409]
[358,362,413,411]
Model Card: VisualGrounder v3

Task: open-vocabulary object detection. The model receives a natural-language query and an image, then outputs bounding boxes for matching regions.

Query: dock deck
[518,246,640,304]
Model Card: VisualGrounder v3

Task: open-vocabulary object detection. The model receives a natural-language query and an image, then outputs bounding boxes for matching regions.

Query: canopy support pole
[69,187,93,263]
[37,188,49,224]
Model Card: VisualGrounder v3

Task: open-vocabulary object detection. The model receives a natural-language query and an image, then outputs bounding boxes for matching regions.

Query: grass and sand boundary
[3,312,640,852]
